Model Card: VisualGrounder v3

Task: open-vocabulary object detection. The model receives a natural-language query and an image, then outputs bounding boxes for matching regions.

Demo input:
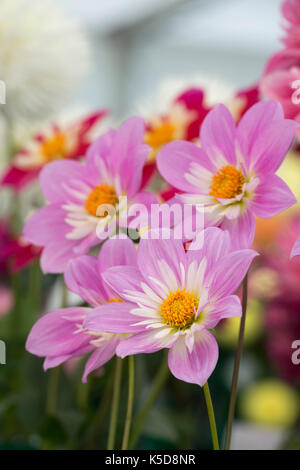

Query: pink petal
[82,335,119,383]
[168,330,219,386]
[65,255,109,306]
[237,100,297,173]
[102,265,145,300]
[221,210,256,249]
[157,140,213,193]
[26,308,92,357]
[83,302,141,333]
[203,295,242,329]
[200,104,237,166]
[249,174,296,218]
[23,204,69,247]
[44,354,73,370]
[98,237,138,275]
[40,160,89,204]
[40,239,78,274]
[137,234,186,296]
[187,227,232,275]
[207,249,258,300]
[85,128,116,186]
[110,117,150,197]
[116,329,176,358]
[291,236,300,258]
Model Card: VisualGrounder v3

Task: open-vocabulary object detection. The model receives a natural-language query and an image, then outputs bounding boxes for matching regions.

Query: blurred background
[60,0,283,116]
[0,0,299,451]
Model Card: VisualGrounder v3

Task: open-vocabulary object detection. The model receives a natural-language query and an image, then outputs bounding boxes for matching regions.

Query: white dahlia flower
[0,0,90,123]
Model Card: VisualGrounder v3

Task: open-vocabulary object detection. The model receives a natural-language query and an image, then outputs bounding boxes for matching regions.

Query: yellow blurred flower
[216,299,263,348]
[255,151,300,250]
[240,380,299,428]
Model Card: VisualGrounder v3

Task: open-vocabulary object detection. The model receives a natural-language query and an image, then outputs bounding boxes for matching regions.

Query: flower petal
[157,140,213,193]
[221,209,256,249]
[26,307,92,357]
[98,237,138,275]
[237,100,297,174]
[40,160,89,203]
[83,302,142,333]
[200,104,237,166]
[116,328,176,358]
[249,174,296,218]
[40,239,78,274]
[168,330,219,386]
[291,236,300,258]
[102,265,145,300]
[82,335,119,383]
[65,255,108,306]
[110,117,150,197]
[207,249,258,300]
[187,227,232,275]
[23,204,69,246]
[203,295,242,329]
[137,233,186,296]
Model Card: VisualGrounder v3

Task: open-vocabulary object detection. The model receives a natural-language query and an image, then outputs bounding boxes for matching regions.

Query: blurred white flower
[0,0,90,124]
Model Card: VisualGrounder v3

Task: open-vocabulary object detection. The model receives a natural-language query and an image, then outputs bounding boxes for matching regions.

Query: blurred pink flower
[281,0,300,48]
[0,286,13,317]
[1,110,108,192]
[23,117,156,273]
[86,228,257,386]
[157,101,297,249]
[0,220,41,274]
[26,237,141,382]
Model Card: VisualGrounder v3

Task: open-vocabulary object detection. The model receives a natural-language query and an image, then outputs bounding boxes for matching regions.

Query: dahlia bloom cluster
[24,97,296,389]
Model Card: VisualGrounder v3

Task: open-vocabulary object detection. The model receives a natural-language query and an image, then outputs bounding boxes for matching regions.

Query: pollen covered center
[209,165,245,199]
[145,121,176,149]
[85,184,118,217]
[160,288,199,328]
[41,132,67,162]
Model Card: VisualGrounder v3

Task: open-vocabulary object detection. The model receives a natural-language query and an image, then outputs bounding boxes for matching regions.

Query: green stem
[129,352,169,449]
[86,372,114,449]
[203,382,219,450]
[122,356,135,450]
[46,367,60,416]
[224,274,248,450]
[45,277,67,416]
[107,357,123,450]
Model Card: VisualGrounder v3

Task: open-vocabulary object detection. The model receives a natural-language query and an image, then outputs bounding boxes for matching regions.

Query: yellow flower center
[85,184,118,217]
[209,165,245,199]
[108,297,123,303]
[159,288,199,329]
[145,120,176,162]
[41,132,67,162]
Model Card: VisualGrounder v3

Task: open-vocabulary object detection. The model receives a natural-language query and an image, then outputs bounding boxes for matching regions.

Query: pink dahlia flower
[26,237,141,382]
[84,228,258,386]
[1,110,107,192]
[281,0,300,48]
[157,101,297,249]
[23,117,155,273]
[142,84,259,189]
